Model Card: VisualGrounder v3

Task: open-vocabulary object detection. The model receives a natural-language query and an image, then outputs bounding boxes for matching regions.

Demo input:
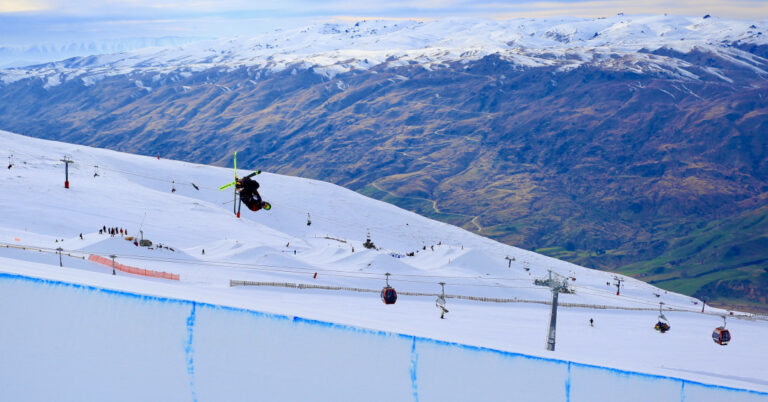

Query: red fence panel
[87,254,179,281]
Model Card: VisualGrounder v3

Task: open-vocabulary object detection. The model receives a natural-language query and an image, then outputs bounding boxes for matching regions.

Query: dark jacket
[236,177,263,210]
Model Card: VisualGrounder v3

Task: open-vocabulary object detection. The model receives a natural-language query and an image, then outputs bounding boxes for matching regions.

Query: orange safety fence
[88,254,180,281]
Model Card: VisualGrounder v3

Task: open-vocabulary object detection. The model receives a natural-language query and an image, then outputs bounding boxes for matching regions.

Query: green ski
[219,171,261,190]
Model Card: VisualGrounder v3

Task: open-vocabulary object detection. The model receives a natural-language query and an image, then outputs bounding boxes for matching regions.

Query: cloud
[0,0,48,13]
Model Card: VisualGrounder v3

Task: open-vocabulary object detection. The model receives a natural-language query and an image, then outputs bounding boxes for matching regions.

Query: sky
[2,0,767,46]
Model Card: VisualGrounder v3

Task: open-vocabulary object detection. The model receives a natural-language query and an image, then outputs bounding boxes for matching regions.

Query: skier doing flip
[236,175,271,212]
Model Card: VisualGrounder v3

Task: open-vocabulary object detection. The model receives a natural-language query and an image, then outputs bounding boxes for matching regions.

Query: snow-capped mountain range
[2,15,767,87]
[0,37,209,69]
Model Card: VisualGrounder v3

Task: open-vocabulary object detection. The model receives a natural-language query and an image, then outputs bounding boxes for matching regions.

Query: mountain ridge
[1,15,766,310]
[3,15,767,86]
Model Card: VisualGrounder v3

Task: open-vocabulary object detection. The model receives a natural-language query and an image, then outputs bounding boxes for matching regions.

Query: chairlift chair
[654,302,671,333]
[712,316,731,345]
[436,282,449,318]
[654,319,671,333]
[380,272,397,305]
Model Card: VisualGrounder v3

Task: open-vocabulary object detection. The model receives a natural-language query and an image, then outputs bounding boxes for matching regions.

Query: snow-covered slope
[2,15,767,87]
[0,130,766,393]
[0,37,210,68]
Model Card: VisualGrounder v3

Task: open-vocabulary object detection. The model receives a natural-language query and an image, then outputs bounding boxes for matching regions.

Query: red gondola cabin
[381,286,397,305]
[712,327,731,345]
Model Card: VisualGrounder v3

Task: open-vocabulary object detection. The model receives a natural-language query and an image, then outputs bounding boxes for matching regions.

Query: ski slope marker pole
[110,255,117,275]
[61,157,74,188]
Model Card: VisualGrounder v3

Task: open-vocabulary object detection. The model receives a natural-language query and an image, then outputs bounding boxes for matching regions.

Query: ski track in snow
[0,130,767,393]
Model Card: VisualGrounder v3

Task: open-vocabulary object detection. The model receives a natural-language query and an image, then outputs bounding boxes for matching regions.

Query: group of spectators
[99,226,128,237]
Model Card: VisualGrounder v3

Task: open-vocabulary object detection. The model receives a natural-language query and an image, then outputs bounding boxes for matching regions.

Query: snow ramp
[0,272,765,402]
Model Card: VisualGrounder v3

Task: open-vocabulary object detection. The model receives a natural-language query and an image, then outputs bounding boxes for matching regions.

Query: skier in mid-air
[236,175,271,212]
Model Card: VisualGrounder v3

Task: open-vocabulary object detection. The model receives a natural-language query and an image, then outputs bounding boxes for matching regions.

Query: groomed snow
[0,130,766,393]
